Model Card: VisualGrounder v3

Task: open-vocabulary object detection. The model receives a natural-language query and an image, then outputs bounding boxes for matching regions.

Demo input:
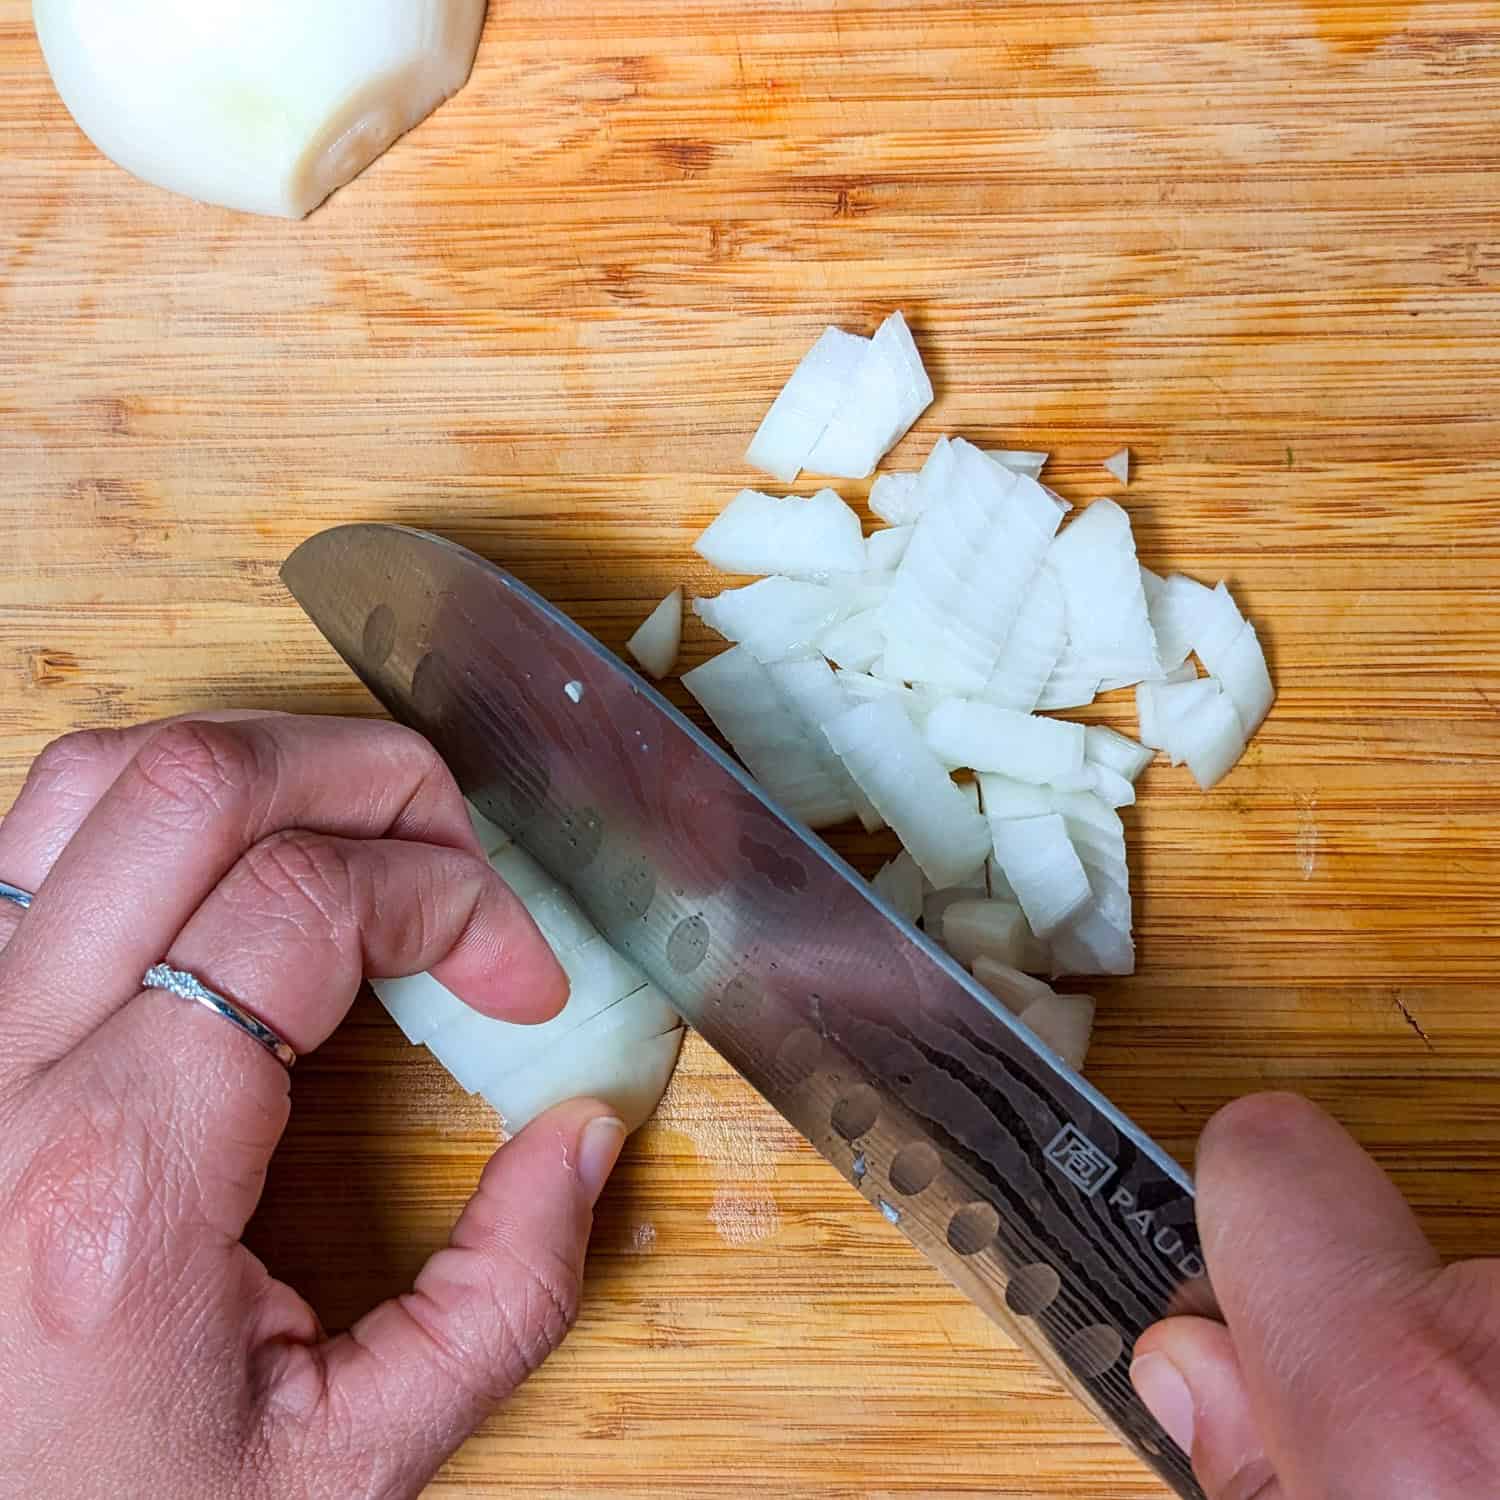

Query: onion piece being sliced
[694,488,867,578]
[372,829,683,1134]
[33,0,487,219]
[745,326,869,483]
[694,576,854,662]
[1047,498,1161,687]
[989,813,1092,937]
[823,698,992,889]
[804,312,934,479]
[924,700,1086,784]
[626,588,683,679]
[872,850,924,922]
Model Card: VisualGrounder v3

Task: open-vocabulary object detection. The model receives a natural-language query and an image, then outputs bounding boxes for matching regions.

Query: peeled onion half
[33,0,487,218]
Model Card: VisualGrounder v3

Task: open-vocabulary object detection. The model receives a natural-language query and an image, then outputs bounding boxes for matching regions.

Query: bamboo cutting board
[3,2,1500,1495]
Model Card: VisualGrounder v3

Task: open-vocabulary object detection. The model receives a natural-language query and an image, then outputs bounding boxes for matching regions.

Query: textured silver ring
[142,964,297,1070]
[0,880,33,912]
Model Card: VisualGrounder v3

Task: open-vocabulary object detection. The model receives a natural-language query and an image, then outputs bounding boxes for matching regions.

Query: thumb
[1131,1092,1500,1500]
[284,1098,626,1497]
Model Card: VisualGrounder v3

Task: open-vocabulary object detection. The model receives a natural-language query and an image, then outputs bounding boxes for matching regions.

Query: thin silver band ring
[142,964,298,1070]
[0,880,33,911]
[2,878,296,1069]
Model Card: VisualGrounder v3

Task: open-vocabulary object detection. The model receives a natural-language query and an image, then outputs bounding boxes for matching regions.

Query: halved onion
[34,0,486,218]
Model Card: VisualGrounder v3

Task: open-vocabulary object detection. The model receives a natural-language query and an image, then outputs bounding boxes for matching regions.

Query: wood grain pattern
[3,2,1500,1494]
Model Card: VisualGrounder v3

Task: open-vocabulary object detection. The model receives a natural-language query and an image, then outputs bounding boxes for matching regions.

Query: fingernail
[1131,1353,1196,1455]
[576,1115,628,1203]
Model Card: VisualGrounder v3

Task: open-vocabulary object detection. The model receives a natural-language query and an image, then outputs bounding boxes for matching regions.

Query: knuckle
[242,829,356,923]
[131,719,263,831]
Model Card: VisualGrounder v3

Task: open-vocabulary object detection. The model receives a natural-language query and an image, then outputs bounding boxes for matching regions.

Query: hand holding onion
[0,713,628,1497]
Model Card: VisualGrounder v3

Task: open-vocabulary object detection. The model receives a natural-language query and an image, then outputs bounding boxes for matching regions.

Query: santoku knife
[283,523,1212,1499]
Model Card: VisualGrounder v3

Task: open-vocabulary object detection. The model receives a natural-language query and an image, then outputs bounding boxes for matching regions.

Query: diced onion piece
[972,957,1055,1016]
[976,773,1055,820]
[988,449,1050,478]
[1191,582,1248,672]
[869,472,923,525]
[1082,763,1136,809]
[980,565,1067,712]
[881,437,1063,693]
[682,647,858,828]
[804,312,934,479]
[1168,679,1248,790]
[866,525,914,572]
[1162,661,1199,685]
[823,698,991,888]
[694,488,867,578]
[989,813,1092,937]
[694,576,853,662]
[942,898,1030,968]
[1048,498,1161,687]
[1145,571,1214,673]
[1018,993,1095,1070]
[1216,621,1275,734]
[765,658,884,832]
[626,588,683,679]
[833,670,942,726]
[872,850,924,922]
[924,699,1086,784]
[1085,725,1154,783]
[1036,651,1101,710]
[33,0,487,219]
[1103,448,1132,485]
[746,326,869,483]
[819,607,886,672]
[1156,677,1222,765]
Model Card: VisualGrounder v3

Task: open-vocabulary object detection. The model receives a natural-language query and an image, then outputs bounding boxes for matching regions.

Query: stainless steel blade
[284,523,1212,1499]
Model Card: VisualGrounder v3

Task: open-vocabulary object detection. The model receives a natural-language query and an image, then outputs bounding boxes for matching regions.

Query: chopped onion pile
[373,807,684,1135]
[675,312,1276,1073]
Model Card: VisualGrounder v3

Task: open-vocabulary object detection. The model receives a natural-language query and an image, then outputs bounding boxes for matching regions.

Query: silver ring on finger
[0,880,34,912]
[142,963,298,1070]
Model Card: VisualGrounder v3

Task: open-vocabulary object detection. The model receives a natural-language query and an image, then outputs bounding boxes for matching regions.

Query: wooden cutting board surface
[4,2,1500,1495]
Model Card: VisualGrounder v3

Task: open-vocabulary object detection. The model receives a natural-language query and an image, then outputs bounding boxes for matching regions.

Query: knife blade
[283,523,1212,1499]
